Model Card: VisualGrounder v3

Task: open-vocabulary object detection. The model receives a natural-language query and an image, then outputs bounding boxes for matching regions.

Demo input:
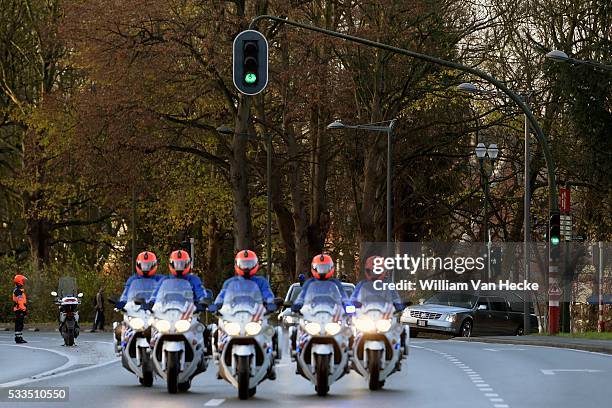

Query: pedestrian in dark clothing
[13,274,28,343]
[91,288,105,332]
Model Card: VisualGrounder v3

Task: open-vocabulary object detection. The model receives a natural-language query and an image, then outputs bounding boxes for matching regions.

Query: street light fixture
[327,118,397,245]
[545,50,612,73]
[459,82,532,334]
[475,142,487,159]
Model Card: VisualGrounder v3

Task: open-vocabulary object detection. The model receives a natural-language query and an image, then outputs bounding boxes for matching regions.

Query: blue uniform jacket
[118,274,165,305]
[214,275,274,305]
[293,278,348,309]
[149,274,207,304]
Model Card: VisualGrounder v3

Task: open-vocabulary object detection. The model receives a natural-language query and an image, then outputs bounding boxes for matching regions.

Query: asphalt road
[0,331,610,408]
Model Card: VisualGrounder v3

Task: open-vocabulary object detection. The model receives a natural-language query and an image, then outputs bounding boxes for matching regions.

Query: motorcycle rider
[351,255,406,312]
[148,250,207,312]
[208,250,278,379]
[13,274,28,344]
[291,254,349,313]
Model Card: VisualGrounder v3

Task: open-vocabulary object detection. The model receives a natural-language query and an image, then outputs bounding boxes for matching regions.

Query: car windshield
[126,278,157,302]
[425,292,477,309]
[221,278,263,315]
[154,279,193,311]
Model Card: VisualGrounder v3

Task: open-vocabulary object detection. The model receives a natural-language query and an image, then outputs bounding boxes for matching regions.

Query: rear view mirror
[51,291,57,297]
[108,296,118,304]
[284,301,293,308]
[133,297,146,305]
[405,301,413,307]
[273,297,284,306]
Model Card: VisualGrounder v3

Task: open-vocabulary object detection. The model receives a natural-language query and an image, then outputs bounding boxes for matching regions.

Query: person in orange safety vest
[13,274,28,344]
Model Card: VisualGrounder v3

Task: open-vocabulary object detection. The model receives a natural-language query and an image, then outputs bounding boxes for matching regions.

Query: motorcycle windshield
[58,276,78,298]
[154,279,194,312]
[301,280,343,318]
[126,278,157,303]
[221,278,263,315]
[354,281,395,312]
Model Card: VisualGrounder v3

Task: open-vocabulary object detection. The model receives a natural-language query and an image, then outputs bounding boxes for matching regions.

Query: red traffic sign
[560,187,571,213]
[548,283,562,296]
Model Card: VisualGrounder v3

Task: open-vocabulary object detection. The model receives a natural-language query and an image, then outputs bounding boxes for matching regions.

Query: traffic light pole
[248,15,561,332]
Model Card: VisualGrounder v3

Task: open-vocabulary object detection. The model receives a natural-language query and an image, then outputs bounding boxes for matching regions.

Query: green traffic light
[244,73,257,84]
[551,236,560,246]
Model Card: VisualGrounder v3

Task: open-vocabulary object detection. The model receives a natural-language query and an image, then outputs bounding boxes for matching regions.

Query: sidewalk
[454,335,612,354]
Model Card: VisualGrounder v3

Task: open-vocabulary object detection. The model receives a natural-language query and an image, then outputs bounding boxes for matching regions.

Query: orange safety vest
[13,287,27,312]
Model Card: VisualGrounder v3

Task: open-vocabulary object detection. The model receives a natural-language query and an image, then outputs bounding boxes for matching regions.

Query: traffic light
[233,30,268,95]
[549,212,561,246]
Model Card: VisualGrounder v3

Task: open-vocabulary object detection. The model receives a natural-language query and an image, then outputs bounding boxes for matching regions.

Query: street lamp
[327,119,397,244]
[545,50,612,73]
[459,83,532,334]
[474,142,498,280]
[216,125,273,280]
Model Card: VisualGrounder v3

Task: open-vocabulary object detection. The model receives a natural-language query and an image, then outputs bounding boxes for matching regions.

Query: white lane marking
[485,393,499,397]
[479,388,493,392]
[1,359,119,387]
[483,348,527,352]
[0,344,76,387]
[204,399,225,406]
[476,384,490,387]
[80,340,113,345]
[493,405,509,408]
[540,369,603,375]
[472,380,484,383]
[490,398,504,402]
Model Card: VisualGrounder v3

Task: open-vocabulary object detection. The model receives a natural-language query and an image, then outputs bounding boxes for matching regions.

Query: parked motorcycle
[213,279,282,400]
[116,278,157,387]
[150,279,208,393]
[350,283,409,390]
[51,277,82,346]
[291,280,351,396]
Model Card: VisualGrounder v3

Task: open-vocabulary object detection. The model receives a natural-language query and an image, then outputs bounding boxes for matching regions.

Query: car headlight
[224,321,241,336]
[129,317,145,331]
[245,321,262,336]
[325,322,341,336]
[175,319,191,333]
[375,319,392,333]
[354,317,376,333]
[445,313,457,322]
[154,319,171,333]
[304,322,321,336]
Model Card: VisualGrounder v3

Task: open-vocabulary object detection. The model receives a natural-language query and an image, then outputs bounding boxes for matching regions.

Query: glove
[291,303,302,313]
[195,303,205,313]
[265,303,277,313]
[207,304,221,313]
[115,301,126,310]
[144,301,154,311]
[394,302,406,312]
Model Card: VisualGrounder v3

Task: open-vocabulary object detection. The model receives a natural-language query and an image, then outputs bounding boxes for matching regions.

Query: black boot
[15,336,27,344]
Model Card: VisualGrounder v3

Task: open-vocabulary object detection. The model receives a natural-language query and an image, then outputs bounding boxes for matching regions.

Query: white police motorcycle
[51,277,83,347]
[213,279,281,400]
[150,279,208,393]
[116,278,157,386]
[351,282,409,390]
[292,280,351,396]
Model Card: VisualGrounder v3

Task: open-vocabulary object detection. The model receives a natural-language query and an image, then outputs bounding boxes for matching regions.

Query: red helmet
[169,250,191,276]
[14,274,27,286]
[136,251,158,277]
[364,256,386,281]
[311,254,334,280]
[235,250,259,278]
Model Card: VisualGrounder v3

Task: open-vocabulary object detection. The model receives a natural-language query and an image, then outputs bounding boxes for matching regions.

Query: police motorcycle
[51,277,83,346]
[212,279,282,400]
[150,279,209,393]
[291,280,352,396]
[116,278,157,387]
[350,283,409,390]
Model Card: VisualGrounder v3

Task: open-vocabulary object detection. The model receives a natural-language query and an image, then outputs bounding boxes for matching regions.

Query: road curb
[453,337,612,355]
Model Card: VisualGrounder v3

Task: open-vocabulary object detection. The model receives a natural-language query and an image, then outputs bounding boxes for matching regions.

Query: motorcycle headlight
[325,322,341,336]
[175,319,191,333]
[304,322,321,336]
[285,315,297,324]
[224,321,241,336]
[129,317,145,331]
[445,313,457,322]
[375,319,392,333]
[155,319,171,333]
[245,321,262,336]
[354,317,376,333]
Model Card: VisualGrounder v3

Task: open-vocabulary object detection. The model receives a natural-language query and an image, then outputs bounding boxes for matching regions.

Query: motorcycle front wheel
[367,349,382,390]
[236,355,251,400]
[166,351,180,394]
[315,354,330,396]
[139,348,154,387]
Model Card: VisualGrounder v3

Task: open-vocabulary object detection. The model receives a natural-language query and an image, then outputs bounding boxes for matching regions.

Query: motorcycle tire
[315,354,330,396]
[166,351,180,394]
[367,349,382,390]
[236,355,251,400]
[140,349,154,387]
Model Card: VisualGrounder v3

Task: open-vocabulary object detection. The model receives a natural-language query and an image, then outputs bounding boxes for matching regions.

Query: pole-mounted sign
[232,30,269,95]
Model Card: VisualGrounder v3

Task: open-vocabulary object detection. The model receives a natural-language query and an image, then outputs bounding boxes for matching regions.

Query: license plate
[417,319,428,327]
